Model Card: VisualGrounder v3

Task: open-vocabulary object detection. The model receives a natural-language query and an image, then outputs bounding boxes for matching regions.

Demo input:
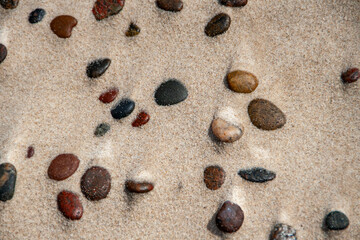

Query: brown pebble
[132,111,150,127]
[99,87,119,103]
[26,146,34,158]
[0,0,19,9]
[48,154,80,181]
[50,15,78,38]
[216,200,244,233]
[204,165,225,190]
[342,68,359,83]
[125,180,154,193]
[205,13,231,37]
[156,0,183,12]
[57,190,83,220]
[0,44,7,64]
[220,0,248,7]
[81,166,111,201]
[125,23,140,37]
[227,70,258,93]
[211,118,243,143]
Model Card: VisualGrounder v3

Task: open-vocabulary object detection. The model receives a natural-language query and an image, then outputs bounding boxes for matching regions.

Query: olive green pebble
[94,123,110,137]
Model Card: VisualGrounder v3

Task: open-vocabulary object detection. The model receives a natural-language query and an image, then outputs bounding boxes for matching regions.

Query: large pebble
[154,79,188,106]
[111,98,135,120]
[50,15,78,38]
[87,58,111,78]
[125,180,154,193]
[212,118,243,143]
[48,154,80,181]
[81,166,111,201]
[205,13,231,37]
[156,0,183,12]
[248,99,286,130]
[0,44,7,64]
[227,70,258,93]
[0,0,19,9]
[220,0,248,7]
[29,8,46,24]
[270,223,297,240]
[238,167,276,183]
[216,201,244,233]
[325,211,349,230]
[92,0,125,21]
[204,165,225,190]
[0,163,17,202]
[57,190,83,220]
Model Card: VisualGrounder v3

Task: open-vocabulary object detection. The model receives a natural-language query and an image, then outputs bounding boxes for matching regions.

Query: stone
[125,23,140,37]
[111,98,135,120]
[238,167,276,183]
[0,163,17,202]
[0,44,7,64]
[205,13,231,37]
[248,98,286,131]
[342,68,359,83]
[0,0,19,9]
[86,58,111,78]
[156,0,183,12]
[227,70,258,93]
[270,223,297,240]
[125,180,154,193]
[94,123,110,137]
[325,211,349,230]
[57,190,83,220]
[47,154,80,181]
[92,0,125,21]
[211,118,243,143]
[132,111,150,127]
[99,87,118,103]
[29,8,46,24]
[203,165,225,190]
[220,0,248,7]
[81,166,111,201]
[50,15,78,38]
[26,146,34,158]
[216,201,244,233]
[154,79,188,106]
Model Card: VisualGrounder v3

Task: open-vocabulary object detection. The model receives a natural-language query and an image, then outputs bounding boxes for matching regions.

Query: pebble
[270,223,297,240]
[248,98,286,131]
[111,98,135,120]
[220,0,248,7]
[132,111,150,127]
[341,68,359,83]
[0,43,7,64]
[26,146,34,158]
[99,87,118,103]
[57,190,83,220]
[92,0,125,21]
[203,165,225,190]
[87,58,111,78]
[0,163,17,202]
[125,23,140,37]
[156,0,183,12]
[325,211,349,230]
[50,15,78,38]
[29,8,46,24]
[216,201,244,233]
[0,0,19,9]
[205,13,231,37]
[154,79,188,106]
[125,180,154,193]
[211,118,243,143]
[238,167,276,183]
[81,166,111,201]
[94,123,110,137]
[47,154,80,181]
[227,70,258,93]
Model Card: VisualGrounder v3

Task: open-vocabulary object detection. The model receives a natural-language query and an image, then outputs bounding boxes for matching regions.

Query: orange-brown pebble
[125,180,154,193]
[227,70,258,93]
[50,15,78,38]
[211,118,243,143]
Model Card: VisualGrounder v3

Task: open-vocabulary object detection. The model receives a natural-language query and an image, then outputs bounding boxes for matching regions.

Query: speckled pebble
[29,8,46,24]
[238,167,276,183]
[220,0,248,7]
[111,98,135,120]
[204,165,225,190]
[132,111,150,127]
[154,79,188,106]
[47,154,80,181]
[93,0,125,21]
[0,44,7,64]
[81,166,111,201]
[57,190,83,220]
[0,0,19,9]
[87,58,111,78]
[216,201,244,233]
[0,163,17,202]
[156,0,183,12]
[50,15,78,38]
[325,211,349,230]
[227,70,258,93]
[126,180,154,193]
[270,223,297,240]
[211,118,243,143]
[205,13,231,37]
[125,23,140,37]
[94,123,110,137]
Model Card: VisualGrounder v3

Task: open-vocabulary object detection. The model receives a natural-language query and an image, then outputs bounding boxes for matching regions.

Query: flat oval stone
[57,190,83,220]
[270,223,297,240]
[99,87,118,103]
[156,0,183,12]
[92,0,125,21]
[204,165,225,190]
[216,201,244,233]
[50,15,78,38]
[227,70,258,93]
[125,180,154,193]
[81,166,111,201]
[205,13,231,37]
[125,23,140,37]
[47,154,80,181]
[154,79,188,106]
[325,211,349,230]
[29,8,46,24]
[111,98,135,119]
[0,44,7,64]
[211,118,243,143]
[94,123,110,137]
[0,0,19,9]
[87,58,111,78]
[26,146,34,158]
[248,99,286,131]
[238,167,276,183]
[220,0,248,7]
[0,163,17,202]
[342,68,359,83]
[132,111,150,127]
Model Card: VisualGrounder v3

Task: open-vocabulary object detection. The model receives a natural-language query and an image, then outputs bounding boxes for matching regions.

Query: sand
[0,0,359,239]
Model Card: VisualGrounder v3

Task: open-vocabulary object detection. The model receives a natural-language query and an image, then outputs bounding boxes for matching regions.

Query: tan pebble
[227,70,258,93]
[211,118,243,143]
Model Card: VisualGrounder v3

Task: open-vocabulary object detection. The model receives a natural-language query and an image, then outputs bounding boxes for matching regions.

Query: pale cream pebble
[211,118,243,143]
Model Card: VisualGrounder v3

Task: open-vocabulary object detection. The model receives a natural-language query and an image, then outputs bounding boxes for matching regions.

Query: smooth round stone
[125,23,140,37]
[87,58,111,78]
[341,68,359,83]
[205,13,231,37]
[94,123,110,137]
[132,111,150,127]
[270,223,297,240]
[50,15,78,38]
[203,165,225,190]
[238,167,276,183]
[211,118,243,143]
[325,211,349,230]
[99,87,118,103]
[154,79,188,106]
[227,70,258,93]
[248,98,286,131]
[111,98,135,120]
[81,166,111,201]
[0,0,19,9]
[0,43,7,64]
[57,190,83,220]
[216,201,244,233]
[125,180,154,193]
[220,0,248,7]
[47,154,80,181]
[26,146,34,158]
[156,0,183,12]
[0,163,17,202]
[92,0,125,21]
[29,8,46,24]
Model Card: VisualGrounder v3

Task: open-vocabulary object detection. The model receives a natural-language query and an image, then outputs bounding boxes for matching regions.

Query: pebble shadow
[208,125,225,154]
[207,203,226,239]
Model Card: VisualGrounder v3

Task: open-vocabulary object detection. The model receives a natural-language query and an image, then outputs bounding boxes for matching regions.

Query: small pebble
[81,166,111,201]
[203,165,225,190]
[270,223,297,240]
[0,0,19,9]
[93,0,125,21]
[125,23,140,37]
[216,201,244,233]
[47,154,80,181]
[341,68,359,83]
[211,118,243,143]
[154,79,188,106]
[205,13,231,37]
[238,167,276,183]
[227,70,258,93]
[87,58,111,78]
[0,44,7,64]
[99,87,118,103]
[57,190,83,220]
[29,8,46,24]
[0,163,17,202]
[111,98,135,120]
[156,0,183,12]
[220,0,248,7]
[325,211,349,230]
[26,146,34,158]
[248,98,286,131]
[132,111,150,127]
[125,180,154,193]
[94,123,110,137]
[50,15,78,38]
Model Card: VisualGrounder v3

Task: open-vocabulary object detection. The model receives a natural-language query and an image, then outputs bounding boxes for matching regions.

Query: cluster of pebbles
[0,0,358,238]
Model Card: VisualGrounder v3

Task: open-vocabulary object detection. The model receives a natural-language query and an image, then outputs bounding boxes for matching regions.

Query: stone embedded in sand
[81,166,111,201]
[99,87,118,103]
[325,211,349,230]
[0,0,19,9]
[203,165,225,190]
[111,98,135,120]
[0,44,7,64]
[270,223,297,240]
[227,70,258,93]
[211,118,243,143]
[125,23,140,37]
[0,163,17,202]
[47,154,80,181]
[156,0,183,12]
[341,68,359,83]
[125,180,154,193]
[132,111,150,127]
[57,190,83,220]
[216,201,244,233]
[50,15,78,38]
[248,99,286,131]
[154,79,188,106]
[26,146,34,158]
[238,167,276,183]
[87,58,111,78]
[205,13,231,37]
[29,8,46,24]
[220,0,248,7]
[94,123,110,137]
[92,0,125,21]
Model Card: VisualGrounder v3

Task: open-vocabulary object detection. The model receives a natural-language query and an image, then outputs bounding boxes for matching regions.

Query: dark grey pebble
[0,43,7,64]
[205,13,231,37]
[29,8,46,24]
[325,211,349,230]
[111,98,135,119]
[238,167,276,183]
[86,58,111,78]
[154,79,188,106]
[0,163,17,202]
[94,123,110,137]
[270,223,297,240]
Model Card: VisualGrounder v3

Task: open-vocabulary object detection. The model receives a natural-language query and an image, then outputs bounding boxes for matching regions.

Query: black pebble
[0,163,17,202]
[94,123,110,137]
[154,79,188,106]
[29,8,46,24]
[111,98,135,120]
[325,211,349,230]
[0,43,7,64]
[238,167,276,183]
[86,58,111,78]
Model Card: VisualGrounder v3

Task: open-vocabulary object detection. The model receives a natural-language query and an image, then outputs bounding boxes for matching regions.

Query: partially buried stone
[248,99,286,131]
[0,44,7,64]
[0,0,19,9]
[57,190,83,220]
[325,211,349,230]
[132,111,150,127]
[87,58,111,78]
[238,167,276,183]
[47,154,80,181]
[204,165,225,190]
[211,118,243,143]
[0,163,17,202]
[341,68,359,83]
[94,123,110,137]
[125,180,154,193]
[154,79,188,106]
[26,146,34,158]
[99,87,118,103]
[125,23,140,37]
[205,13,231,37]
[270,223,297,240]
[216,201,244,233]
[92,0,125,21]
[227,70,258,93]
[81,166,111,201]
[111,98,135,120]
[29,8,46,24]
[156,0,183,12]
[220,0,248,7]
[50,15,78,38]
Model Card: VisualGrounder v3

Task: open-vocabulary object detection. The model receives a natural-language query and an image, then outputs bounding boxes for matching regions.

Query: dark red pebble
[99,87,119,103]
[81,166,111,201]
[92,0,125,21]
[125,180,154,193]
[57,190,83,220]
[48,154,80,181]
[132,111,150,127]
[0,44,7,64]
[216,201,244,233]
[342,68,359,83]
[26,146,34,158]
[220,0,248,7]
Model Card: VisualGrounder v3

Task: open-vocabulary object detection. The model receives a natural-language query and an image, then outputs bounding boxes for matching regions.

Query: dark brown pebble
[270,223,297,240]
[125,180,154,193]
[216,201,244,233]
[81,166,111,201]
[125,23,140,37]
[204,165,225,190]
[0,44,7,64]
[205,13,231,37]
[57,190,83,220]
[0,0,19,9]
[341,68,359,83]
[87,58,111,78]
[50,15,78,38]
[238,167,276,183]
[47,154,80,181]
[92,0,125,21]
[220,0,248,7]
[99,87,118,103]
[0,163,17,202]
[132,111,150,127]
[26,146,34,158]
[156,0,183,12]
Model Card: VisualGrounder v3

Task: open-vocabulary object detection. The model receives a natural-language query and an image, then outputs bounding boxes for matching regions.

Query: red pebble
[26,146,34,158]
[92,0,125,21]
[57,190,83,220]
[132,111,150,127]
[99,87,119,104]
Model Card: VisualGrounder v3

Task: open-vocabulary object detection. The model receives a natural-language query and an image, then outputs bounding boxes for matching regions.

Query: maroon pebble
[26,146,34,158]
[81,166,111,201]
[48,154,80,181]
[0,44,7,64]
[204,165,226,190]
[126,180,154,193]
[92,0,125,21]
[57,190,83,220]
[132,111,150,127]
[99,87,119,103]
[216,201,244,233]
[342,68,359,83]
